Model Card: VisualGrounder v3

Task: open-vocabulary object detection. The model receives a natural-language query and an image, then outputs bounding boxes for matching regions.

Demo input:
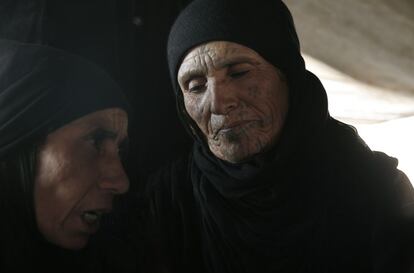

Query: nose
[209,80,239,115]
[98,154,129,194]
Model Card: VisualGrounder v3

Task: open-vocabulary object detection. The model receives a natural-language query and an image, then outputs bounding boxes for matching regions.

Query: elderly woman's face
[34,108,129,249]
[178,41,289,163]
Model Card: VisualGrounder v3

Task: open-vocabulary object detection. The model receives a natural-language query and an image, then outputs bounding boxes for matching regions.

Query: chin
[214,145,254,164]
[210,135,268,163]
[48,234,90,250]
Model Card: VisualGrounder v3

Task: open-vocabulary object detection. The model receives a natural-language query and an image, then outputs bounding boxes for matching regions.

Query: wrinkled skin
[178,41,289,163]
[34,108,129,250]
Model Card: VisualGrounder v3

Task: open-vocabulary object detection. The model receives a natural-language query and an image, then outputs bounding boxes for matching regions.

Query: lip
[218,120,255,133]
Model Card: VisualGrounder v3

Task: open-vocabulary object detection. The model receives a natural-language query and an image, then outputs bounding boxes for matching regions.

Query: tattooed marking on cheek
[254,138,265,152]
[237,110,247,120]
[247,120,260,130]
[226,130,242,142]
[247,85,260,99]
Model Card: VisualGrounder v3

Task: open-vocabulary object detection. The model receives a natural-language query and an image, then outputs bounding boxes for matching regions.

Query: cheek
[184,95,208,130]
[249,77,288,114]
[262,82,289,135]
[246,85,262,99]
[36,148,67,188]
[269,81,289,116]
[242,83,274,120]
[34,148,98,229]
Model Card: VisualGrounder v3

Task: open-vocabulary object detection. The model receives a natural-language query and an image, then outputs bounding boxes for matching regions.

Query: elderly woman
[0,40,133,272]
[142,0,414,273]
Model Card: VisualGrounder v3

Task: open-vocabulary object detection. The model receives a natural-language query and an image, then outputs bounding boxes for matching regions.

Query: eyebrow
[215,56,259,69]
[90,128,116,139]
[179,56,258,84]
[179,69,205,85]
[87,127,127,144]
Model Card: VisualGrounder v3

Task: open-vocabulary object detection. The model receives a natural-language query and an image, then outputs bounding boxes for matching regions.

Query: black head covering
[167,0,305,93]
[164,1,335,272]
[167,0,328,173]
[167,0,321,144]
[0,39,129,158]
[156,2,410,273]
[0,40,130,271]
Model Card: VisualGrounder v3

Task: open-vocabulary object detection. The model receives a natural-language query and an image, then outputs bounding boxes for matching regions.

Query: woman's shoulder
[322,118,414,208]
[143,150,200,223]
[146,152,192,198]
[142,152,203,272]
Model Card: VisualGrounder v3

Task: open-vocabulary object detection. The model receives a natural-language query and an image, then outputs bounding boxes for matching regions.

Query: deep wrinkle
[34,108,129,249]
[178,41,289,163]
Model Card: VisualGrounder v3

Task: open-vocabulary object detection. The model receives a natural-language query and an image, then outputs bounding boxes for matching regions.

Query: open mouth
[80,209,109,227]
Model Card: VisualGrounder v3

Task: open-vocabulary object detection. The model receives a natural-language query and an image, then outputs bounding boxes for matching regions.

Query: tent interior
[1,0,413,182]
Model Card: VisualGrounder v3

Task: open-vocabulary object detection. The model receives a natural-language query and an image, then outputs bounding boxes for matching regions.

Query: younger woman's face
[34,108,129,250]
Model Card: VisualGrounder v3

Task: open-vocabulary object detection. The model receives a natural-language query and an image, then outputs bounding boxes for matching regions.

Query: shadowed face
[34,108,129,250]
[178,41,289,163]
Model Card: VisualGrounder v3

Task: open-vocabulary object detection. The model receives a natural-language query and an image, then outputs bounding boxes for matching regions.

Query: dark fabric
[0,39,129,158]
[0,40,135,272]
[400,202,414,273]
[149,50,413,272]
[166,0,325,157]
[0,0,45,43]
[0,232,137,273]
[191,70,327,198]
[0,150,138,272]
[0,0,194,178]
[146,119,413,273]
[143,0,414,272]
[167,0,304,93]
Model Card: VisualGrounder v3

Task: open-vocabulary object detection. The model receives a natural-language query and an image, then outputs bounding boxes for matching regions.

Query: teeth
[82,211,101,225]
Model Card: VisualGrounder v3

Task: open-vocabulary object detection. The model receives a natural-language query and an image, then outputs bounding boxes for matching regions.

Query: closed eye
[230,70,250,79]
[189,84,206,93]
[188,78,207,93]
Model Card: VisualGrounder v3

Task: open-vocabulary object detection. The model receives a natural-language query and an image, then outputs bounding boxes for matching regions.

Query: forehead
[178,41,263,75]
[54,108,128,139]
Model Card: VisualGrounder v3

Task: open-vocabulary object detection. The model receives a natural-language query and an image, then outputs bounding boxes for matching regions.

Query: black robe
[137,68,414,273]
[155,1,414,270]
[142,71,413,273]
[143,117,413,273]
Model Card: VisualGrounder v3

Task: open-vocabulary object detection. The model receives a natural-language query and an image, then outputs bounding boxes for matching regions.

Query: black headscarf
[167,0,328,196]
[0,39,129,272]
[164,1,406,272]
[0,39,129,158]
[166,0,332,272]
